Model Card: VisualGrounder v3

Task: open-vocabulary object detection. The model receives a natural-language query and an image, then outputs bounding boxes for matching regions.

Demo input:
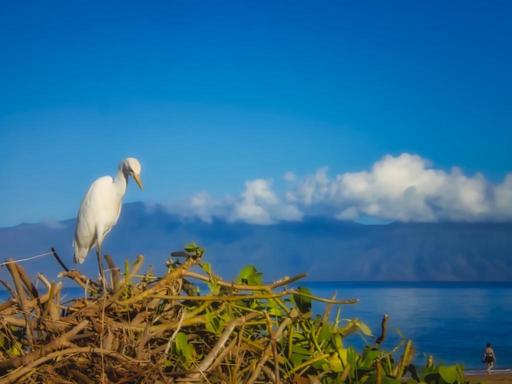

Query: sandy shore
[465,369,512,383]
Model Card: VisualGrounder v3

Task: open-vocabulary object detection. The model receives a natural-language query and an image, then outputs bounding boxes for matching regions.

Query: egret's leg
[96,245,106,292]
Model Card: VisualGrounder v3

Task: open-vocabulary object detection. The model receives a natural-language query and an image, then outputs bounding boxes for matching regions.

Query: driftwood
[0,244,364,383]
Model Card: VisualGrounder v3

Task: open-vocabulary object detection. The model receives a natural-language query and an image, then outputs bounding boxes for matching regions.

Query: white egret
[73,157,143,280]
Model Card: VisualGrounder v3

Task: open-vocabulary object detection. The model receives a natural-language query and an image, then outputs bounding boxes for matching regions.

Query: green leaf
[333,334,348,366]
[293,287,312,313]
[201,262,212,275]
[267,298,283,317]
[184,242,198,252]
[438,365,459,383]
[346,347,360,370]
[7,341,23,357]
[175,332,195,363]
[124,259,130,284]
[184,242,205,257]
[334,333,344,350]
[236,265,263,285]
[312,355,328,370]
[207,281,220,295]
[318,323,333,344]
[204,310,225,335]
[354,319,373,336]
[339,319,373,337]
[290,352,308,367]
[361,346,381,368]
[328,353,344,372]
[201,262,220,294]
[291,344,313,357]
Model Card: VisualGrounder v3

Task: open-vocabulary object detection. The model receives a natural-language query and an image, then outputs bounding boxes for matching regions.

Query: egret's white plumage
[73,157,143,264]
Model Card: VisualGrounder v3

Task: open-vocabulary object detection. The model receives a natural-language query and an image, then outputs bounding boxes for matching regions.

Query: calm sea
[1,282,511,370]
[298,282,512,370]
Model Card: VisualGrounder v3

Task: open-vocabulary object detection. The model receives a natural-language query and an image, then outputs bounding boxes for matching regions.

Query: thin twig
[51,247,70,272]
[146,289,358,305]
[246,310,298,384]
[182,312,260,382]
[5,259,34,346]
[0,346,148,384]
[183,271,307,291]
[376,314,389,345]
[164,309,186,355]
[0,320,89,370]
[264,312,281,384]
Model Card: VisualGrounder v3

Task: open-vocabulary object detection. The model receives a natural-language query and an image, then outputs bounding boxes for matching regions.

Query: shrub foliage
[0,244,465,383]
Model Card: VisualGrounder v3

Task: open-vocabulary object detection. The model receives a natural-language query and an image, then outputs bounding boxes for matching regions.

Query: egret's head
[121,157,143,190]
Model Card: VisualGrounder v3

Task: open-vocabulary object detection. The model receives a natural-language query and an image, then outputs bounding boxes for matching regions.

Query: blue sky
[0,0,511,226]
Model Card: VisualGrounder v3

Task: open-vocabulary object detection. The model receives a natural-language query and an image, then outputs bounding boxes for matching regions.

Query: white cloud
[171,179,302,225]
[494,174,512,218]
[189,192,221,223]
[232,179,277,224]
[336,207,359,220]
[166,153,512,224]
[231,179,303,224]
[42,219,65,229]
[169,192,233,223]
[289,153,509,222]
[283,171,297,182]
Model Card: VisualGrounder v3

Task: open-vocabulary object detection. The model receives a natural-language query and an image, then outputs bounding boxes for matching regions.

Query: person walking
[483,343,496,374]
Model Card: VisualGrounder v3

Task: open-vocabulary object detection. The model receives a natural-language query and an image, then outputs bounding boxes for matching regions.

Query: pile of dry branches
[0,244,361,383]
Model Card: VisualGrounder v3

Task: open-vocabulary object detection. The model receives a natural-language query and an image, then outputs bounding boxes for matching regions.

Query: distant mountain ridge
[1,202,511,282]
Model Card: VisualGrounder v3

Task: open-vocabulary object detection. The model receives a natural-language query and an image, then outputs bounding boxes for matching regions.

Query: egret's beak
[133,173,143,190]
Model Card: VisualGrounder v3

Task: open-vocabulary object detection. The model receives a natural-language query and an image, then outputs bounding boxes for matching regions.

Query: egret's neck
[113,168,128,197]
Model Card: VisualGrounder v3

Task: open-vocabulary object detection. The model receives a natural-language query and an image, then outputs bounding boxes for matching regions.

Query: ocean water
[1,282,511,370]
[298,282,512,370]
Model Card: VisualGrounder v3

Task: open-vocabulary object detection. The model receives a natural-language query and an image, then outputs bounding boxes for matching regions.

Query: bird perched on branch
[73,157,143,280]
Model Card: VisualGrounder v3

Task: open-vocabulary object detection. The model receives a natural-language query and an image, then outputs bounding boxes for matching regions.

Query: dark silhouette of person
[483,342,496,374]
